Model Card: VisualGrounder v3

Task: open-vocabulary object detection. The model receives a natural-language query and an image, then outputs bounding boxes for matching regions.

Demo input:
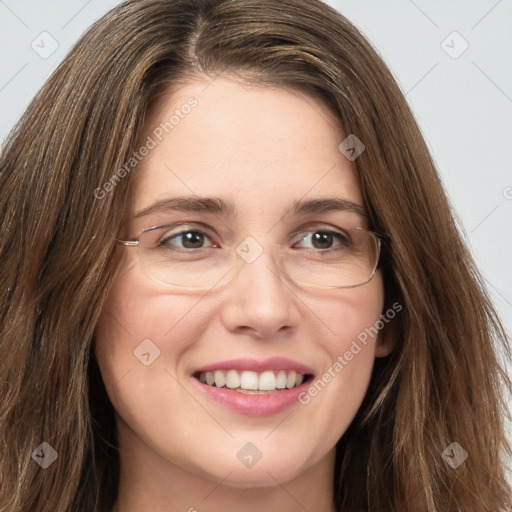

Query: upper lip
[193,357,315,375]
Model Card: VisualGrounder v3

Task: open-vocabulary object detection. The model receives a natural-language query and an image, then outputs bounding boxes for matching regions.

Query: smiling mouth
[193,369,314,394]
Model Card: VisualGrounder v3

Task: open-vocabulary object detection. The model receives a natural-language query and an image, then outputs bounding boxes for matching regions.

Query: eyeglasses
[116,224,388,291]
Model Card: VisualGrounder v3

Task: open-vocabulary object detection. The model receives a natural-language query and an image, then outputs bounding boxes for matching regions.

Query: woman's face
[94,75,393,488]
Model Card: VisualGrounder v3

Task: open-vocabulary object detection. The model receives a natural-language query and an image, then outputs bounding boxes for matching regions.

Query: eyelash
[158,226,351,251]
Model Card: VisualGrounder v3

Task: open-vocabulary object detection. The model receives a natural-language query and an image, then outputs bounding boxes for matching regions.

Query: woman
[0,0,510,510]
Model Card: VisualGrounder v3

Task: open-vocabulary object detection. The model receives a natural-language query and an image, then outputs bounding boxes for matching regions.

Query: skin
[94,74,395,512]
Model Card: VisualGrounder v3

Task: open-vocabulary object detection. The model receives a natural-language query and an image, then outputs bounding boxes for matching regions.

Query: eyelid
[289,222,353,238]
[291,229,349,248]
[156,221,219,237]
[159,220,215,231]
[159,223,219,245]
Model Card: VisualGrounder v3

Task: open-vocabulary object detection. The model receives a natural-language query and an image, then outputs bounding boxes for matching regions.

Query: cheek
[314,271,385,358]
[92,266,219,463]
[297,274,384,439]
[92,264,207,406]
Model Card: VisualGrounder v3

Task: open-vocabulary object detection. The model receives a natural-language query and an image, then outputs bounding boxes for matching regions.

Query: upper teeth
[198,370,305,391]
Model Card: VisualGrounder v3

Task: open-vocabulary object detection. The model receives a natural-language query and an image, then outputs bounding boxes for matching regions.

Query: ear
[374,313,398,358]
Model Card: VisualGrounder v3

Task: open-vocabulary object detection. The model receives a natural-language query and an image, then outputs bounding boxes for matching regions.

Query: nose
[219,245,301,339]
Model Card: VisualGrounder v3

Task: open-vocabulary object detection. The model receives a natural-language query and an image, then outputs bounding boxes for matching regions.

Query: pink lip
[191,357,315,416]
[191,375,313,416]
[193,356,315,375]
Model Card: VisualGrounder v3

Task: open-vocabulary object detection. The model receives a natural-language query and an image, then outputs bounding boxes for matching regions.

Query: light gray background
[1,0,511,439]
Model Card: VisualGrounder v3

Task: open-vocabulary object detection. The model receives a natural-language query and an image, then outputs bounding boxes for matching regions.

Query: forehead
[131,76,364,220]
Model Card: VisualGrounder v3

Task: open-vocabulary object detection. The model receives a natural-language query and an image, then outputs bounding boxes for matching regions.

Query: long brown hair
[1,0,510,510]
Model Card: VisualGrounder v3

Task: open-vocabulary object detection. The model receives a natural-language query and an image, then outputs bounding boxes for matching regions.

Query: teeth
[225,369,240,389]
[214,370,225,388]
[258,371,276,390]
[197,369,308,391]
[286,370,297,389]
[236,388,278,394]
[276,371,287,389]
[240,370,259,390]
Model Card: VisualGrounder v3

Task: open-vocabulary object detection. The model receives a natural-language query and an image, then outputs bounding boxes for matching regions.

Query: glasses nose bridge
[231,235,287,280]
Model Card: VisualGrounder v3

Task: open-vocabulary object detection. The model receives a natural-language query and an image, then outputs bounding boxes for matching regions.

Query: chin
[216,468,300,489]
[197,453,310,488]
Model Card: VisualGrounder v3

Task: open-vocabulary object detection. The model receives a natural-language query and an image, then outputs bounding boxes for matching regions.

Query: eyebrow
[134,196,368,219]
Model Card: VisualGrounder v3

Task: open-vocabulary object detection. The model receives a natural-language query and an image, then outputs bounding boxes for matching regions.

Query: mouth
[193,369,314,394]
[190,358,315,416]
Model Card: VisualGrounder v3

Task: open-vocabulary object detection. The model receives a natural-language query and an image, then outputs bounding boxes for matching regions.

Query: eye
[293,230,351,251]
[159,229,218,250]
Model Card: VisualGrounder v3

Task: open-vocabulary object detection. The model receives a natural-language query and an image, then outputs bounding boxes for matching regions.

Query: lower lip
[191,376,313,416]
